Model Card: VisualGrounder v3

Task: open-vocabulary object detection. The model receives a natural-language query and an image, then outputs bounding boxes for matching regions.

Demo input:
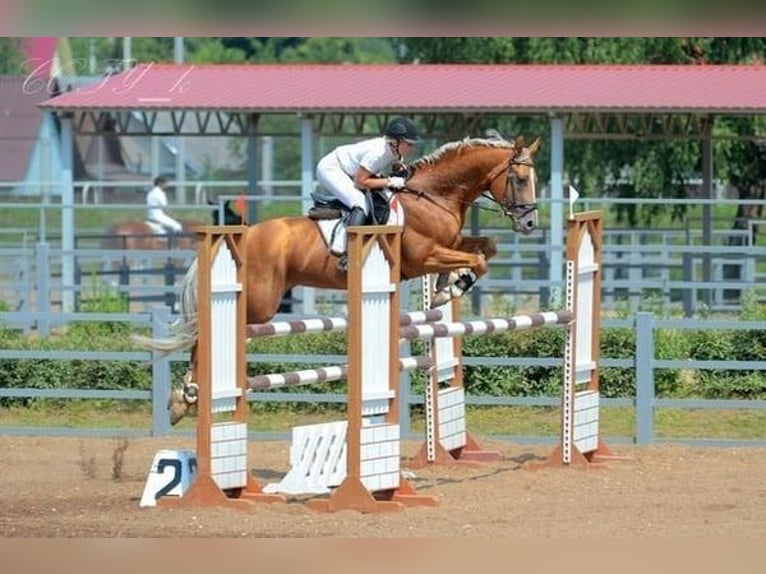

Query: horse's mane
[411,137,514,169]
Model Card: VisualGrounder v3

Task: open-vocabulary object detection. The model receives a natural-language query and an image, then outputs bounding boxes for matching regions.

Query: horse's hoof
[167,389,190,426]
[183,382,199,405]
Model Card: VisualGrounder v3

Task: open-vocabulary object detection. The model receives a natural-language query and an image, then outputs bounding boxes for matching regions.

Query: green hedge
[1,298,766,407]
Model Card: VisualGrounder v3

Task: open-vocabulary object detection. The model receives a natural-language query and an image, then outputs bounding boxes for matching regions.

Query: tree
[0,38,25,74]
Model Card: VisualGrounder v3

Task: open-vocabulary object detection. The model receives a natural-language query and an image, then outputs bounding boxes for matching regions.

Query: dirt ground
[1,435,765,538]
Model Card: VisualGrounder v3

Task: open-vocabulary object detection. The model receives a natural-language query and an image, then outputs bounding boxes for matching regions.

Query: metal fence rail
[1,309,765,446]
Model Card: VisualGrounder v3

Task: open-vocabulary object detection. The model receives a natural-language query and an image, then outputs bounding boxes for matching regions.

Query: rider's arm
[354,167,394,191]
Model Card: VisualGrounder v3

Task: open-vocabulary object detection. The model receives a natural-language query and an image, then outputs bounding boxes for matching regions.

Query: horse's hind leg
[167,344,199,425]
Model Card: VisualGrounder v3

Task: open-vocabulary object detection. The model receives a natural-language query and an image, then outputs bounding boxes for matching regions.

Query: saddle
[308,164,410,224]
[308,192,391,225]
[308,191,400,257]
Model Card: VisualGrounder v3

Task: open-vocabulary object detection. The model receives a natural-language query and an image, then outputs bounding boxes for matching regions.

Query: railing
[1,231,764,334]
[0,310,764,446]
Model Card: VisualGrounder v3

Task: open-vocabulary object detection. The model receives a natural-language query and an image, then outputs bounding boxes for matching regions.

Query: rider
[146,176,183,234]
[315,117,421,226]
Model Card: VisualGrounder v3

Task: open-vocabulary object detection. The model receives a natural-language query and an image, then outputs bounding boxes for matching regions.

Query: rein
[398,152,538,220]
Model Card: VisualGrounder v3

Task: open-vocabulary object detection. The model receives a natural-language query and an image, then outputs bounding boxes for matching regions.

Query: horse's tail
[132,258,199,354]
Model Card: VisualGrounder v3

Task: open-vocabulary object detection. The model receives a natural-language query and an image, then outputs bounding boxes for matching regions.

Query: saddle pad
[314,192,405,256]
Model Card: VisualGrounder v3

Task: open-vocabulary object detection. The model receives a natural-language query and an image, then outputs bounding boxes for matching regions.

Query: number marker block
[139,449,197,508]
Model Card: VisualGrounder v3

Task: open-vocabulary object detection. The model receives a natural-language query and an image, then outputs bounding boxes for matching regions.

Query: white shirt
[146,185,169,221]
[334,137,399,177]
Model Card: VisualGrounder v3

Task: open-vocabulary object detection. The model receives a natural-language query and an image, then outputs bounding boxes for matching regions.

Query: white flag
[568,184,580,218]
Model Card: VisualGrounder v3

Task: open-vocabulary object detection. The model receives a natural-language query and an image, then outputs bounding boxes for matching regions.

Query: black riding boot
[338,207,367,271]
[346,206,367,227]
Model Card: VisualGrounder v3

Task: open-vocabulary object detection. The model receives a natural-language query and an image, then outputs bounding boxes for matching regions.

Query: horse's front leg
[428,237,498,307]
[458,235,498,261]
[421,246,489,308]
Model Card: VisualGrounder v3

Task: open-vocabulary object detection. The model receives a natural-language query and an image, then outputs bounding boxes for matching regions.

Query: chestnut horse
[135,135,542,424]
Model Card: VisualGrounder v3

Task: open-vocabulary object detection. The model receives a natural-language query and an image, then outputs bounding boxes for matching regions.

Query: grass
[2,401,766,441]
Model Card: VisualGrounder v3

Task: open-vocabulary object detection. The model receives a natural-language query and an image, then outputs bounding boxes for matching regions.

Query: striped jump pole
[408,304,576,468]
[246,309,445,338]
[247,356,433,391]
[399,311,574,340]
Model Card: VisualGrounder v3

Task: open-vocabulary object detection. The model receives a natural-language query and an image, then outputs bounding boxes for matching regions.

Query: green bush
[2,304,766,409]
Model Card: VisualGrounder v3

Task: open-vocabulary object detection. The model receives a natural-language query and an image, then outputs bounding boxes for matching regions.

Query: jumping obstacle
[408,211,613,468]
[157,212,611,511]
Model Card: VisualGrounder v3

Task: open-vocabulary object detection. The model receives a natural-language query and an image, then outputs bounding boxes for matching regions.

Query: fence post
[635,312,655,444]
[682,252,694,317]
[35,241,50,337]
[150,307,172,437]
[163,258,176,309]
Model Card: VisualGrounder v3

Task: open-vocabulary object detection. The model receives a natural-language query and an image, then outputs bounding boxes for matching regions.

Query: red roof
[39,63,766,114]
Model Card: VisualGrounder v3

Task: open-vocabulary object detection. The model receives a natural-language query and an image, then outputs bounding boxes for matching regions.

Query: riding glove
[387,176,406,189]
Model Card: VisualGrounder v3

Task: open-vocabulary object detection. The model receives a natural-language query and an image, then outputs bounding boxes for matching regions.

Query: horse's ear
[527,136,542,154]
[513,135,526,154]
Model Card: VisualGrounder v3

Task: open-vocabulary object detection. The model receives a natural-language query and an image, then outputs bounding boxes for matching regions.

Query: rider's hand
[391,161,410,179]
[387,176,406,189]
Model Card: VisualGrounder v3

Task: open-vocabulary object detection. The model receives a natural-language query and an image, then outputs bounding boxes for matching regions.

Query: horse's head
[490,135,541,235]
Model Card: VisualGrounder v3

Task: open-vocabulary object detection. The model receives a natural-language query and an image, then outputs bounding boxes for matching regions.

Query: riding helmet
[384,117,421,143]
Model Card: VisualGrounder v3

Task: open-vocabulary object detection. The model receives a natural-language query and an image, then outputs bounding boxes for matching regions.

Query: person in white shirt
[146,176,183,234]
[316,117,420,225]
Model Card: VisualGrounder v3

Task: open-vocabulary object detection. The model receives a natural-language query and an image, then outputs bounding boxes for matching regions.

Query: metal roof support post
[246,114,259,224]
[300,114,316,315]
[59,112,75,313]
[173,37,186,205]
[151,136,160,181]
[701,116,714,308]
[549,115,564,307]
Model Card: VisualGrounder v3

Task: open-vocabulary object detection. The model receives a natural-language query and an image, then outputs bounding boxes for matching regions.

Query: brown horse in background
[101,220,201,252]
[101,198,247,251]
[135,135,542,424]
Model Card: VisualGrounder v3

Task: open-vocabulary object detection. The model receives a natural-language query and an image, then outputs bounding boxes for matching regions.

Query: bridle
[480,152,538,223]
